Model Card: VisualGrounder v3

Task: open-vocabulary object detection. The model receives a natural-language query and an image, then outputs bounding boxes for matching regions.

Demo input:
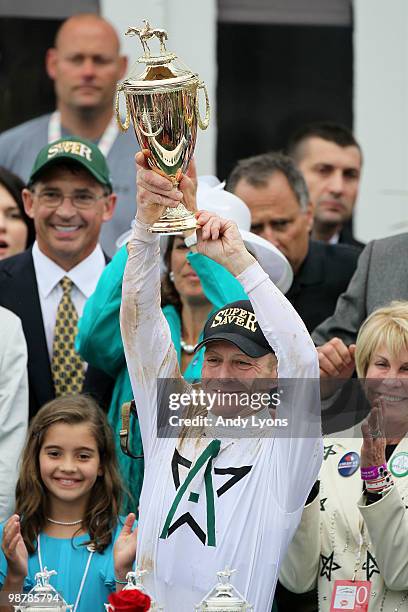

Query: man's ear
[46,48,58,80]
[22,188,35,220]
[102,193,117,222]
[304,201,315,232]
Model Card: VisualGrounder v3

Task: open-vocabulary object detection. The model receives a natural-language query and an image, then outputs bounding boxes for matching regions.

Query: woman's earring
[169,271,175,283]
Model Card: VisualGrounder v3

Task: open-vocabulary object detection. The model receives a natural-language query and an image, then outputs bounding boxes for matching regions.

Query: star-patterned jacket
[279,435,408,611]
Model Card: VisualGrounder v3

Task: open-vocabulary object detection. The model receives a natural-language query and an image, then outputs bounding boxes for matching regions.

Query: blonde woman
[280,301,408,611]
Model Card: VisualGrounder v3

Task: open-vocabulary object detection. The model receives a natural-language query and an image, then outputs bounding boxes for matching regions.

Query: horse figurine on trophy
[125,20,168,56]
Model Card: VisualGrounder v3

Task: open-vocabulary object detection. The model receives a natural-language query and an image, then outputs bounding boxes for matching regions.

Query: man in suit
[287,121,364,250]
[226,152,361,332]
[0,13,137,257]
[313,233,408,375]
[0,136,116,418]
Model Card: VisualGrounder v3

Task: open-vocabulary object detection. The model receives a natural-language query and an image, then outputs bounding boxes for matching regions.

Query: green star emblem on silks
[160,439,252,547]
[160,439,221,546]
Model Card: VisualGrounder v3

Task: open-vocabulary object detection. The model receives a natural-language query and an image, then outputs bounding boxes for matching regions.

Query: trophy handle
[196,82,210,130]
[115,85,131,132]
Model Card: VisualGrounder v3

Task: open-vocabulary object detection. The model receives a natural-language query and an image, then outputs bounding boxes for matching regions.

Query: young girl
[0,395,137,611]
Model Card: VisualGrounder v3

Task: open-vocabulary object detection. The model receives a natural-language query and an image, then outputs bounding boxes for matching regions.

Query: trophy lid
[194,568,254,611]
[14,568,72,610]
[120,19,199,92]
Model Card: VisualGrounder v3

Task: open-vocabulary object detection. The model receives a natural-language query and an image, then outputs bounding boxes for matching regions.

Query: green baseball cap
[28,137,113,191]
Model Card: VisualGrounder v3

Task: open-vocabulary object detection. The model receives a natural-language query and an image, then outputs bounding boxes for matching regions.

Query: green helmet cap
[28,136,113,191]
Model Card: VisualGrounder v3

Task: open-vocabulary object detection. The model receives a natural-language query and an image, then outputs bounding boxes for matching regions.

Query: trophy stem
[148,202,197,234]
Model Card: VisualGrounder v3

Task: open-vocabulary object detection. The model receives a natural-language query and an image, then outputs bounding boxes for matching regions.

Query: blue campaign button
[337,452,360,477]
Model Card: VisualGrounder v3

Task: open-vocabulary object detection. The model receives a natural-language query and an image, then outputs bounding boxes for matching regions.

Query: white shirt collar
[329,232,340,245]
[32,241,105,298]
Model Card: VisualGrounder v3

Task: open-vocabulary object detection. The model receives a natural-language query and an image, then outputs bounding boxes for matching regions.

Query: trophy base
[148,204,197,235]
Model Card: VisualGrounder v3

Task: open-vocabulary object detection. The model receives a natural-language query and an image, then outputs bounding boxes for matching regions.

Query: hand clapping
[113,513,138,585]
[360,401,386,468]
[1,514,28,581]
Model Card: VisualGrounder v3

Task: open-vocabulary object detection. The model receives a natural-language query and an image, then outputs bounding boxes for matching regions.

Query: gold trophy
[115,20,210,234]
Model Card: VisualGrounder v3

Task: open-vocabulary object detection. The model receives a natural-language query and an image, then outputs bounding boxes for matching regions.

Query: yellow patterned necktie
[51,276,84,396]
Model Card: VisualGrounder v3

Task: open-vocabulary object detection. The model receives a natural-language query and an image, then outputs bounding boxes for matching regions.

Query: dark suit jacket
[338,225,365,250]
[285,240,361,333]
[0,249,113,419]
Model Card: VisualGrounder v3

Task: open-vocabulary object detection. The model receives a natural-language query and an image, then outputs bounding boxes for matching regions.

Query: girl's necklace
[47,517,83,526]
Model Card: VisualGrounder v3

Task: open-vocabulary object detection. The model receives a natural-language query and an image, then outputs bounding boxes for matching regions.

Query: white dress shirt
[32,241,106,360]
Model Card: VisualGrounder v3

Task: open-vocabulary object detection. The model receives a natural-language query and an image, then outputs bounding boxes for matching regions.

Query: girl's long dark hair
[15,395,123,554]
[0,166,35,248]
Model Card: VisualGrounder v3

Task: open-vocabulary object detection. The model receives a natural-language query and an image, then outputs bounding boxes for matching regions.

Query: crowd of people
[0,11,407,612]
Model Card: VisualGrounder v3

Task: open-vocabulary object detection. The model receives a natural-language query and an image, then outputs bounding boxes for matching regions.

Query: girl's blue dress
[0,521,128,611]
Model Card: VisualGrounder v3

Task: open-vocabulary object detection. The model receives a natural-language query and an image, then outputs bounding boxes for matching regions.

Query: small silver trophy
[104,569,163,611]
[13,568,72,612]
[194,568,254,611]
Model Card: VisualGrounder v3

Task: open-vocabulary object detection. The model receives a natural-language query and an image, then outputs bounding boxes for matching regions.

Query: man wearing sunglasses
[0,136,116,418]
